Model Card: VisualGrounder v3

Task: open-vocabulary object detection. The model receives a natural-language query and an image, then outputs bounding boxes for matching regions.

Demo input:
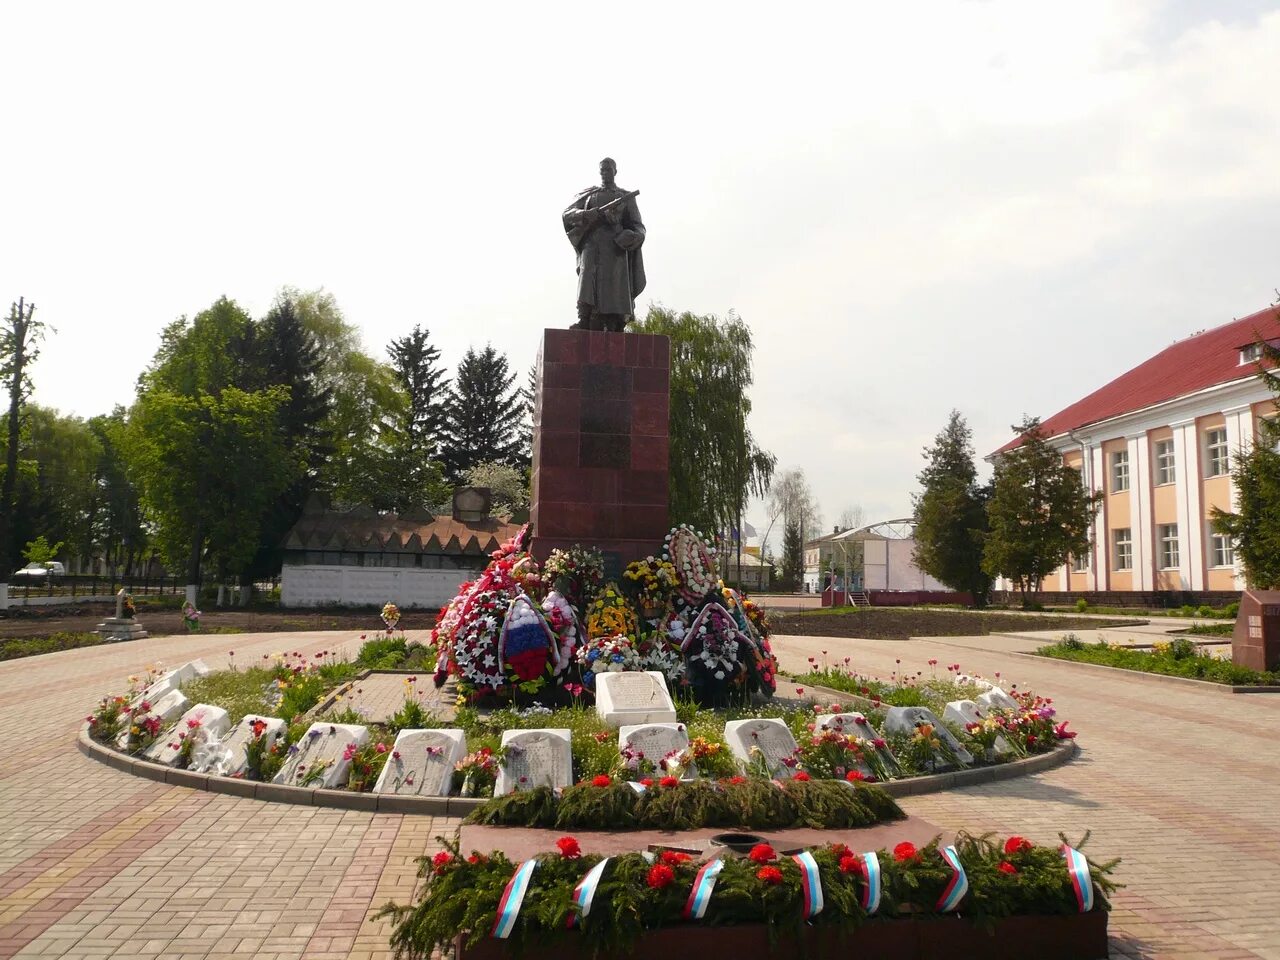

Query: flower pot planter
[454,910,1108,960]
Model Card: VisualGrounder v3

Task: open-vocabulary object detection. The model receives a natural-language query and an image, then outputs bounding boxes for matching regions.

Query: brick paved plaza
[1,625,1278,959]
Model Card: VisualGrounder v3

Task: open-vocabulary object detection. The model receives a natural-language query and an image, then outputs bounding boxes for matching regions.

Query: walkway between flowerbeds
[0,626,1278,959]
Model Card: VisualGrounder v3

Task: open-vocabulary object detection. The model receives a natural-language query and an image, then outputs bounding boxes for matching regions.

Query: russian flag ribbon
[791,851,824,919]
[859,852,882,915]
[1062,845,1095,912]
[491,859,538,939]
[682,858,725,920]
[566,858,610,929]
[936,845,969,913]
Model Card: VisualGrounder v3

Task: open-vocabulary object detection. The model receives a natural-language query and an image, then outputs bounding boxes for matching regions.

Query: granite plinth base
[96,618,148,641]
[530,328,670,570]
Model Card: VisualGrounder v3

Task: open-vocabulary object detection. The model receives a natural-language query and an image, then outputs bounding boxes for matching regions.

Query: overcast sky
[6,1,1279,541]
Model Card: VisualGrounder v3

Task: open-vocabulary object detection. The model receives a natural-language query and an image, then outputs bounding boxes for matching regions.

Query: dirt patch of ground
[767,608,1139,640]
[0,602,436,641]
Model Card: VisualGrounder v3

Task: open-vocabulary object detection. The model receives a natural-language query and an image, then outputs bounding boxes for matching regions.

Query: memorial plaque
[977,686,1019,712]
[813,711,899,777]
[595,670,677,727]
[143,704,231,765]
[134,659,210,707]
[494,728,573,795]
[1233,590,1280,671]
[943,699,1012,756]
[118,689,191,748]
[723,718,800,778]
[883,706,973,767]
[617,722,695,778]
[375,729,467,796]
[272,722,369,789]
[193,715,286,777]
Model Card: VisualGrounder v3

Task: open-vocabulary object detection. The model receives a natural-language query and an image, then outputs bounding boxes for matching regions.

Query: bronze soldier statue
[563,158,646,332]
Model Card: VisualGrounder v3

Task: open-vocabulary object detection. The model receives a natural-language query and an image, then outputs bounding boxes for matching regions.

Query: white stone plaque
[375,729,467,796]
[118,689,191,748]
[272,722,369,788]
[617,722,696,778]
[595,670,677,727]
[144,704,231,766]
[723,718,800,778]
[883,706,973,766]
[493,728,572,795]
[955,674,994,692]
[812,711,899,777]
[193,715,287,777]
[134,660,210,706]
[977,686,1019,712]
[943,699,1012,755]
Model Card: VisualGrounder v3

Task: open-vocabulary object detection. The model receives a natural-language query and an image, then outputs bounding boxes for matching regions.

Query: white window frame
[1154,439,1176,486]
[1204,428,1229,478]
[1158,523,1180,570]
[1113,528,1132,571]
[1110,450,1130,492]
[1240,343,1263,365]
[1071,548,1090,573]
[1209,531,1234,568]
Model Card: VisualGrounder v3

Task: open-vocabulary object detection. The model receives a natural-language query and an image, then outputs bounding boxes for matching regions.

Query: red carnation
[647,864,675,889]
[660,776,680,788]
[640,778,654,788]
[749,844,777,864]
[838,854,861,875]
[431,851,455,874]
[998,861,1018,874]
[726,775,747,786]
[1003,836,1033,855]
[845,770,866,783]
[893,842,918,863]
[756,866,784,885]
[556,836,582,859]
[830,842,851,859]
[793,771,812,782]
[660,850,692,865]
[591,774,613,788]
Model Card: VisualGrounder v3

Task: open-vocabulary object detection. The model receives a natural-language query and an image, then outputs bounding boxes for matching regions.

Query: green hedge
[1038,636,1279,686]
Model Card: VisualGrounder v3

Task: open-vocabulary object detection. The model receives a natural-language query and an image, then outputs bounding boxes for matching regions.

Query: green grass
[1037,635,1279,686]
[791,667,988,716]
[0,631,107,661]
[1181,622,1234,637]
[180,667,282,725]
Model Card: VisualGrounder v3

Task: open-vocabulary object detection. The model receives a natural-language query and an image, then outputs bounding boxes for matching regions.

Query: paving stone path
[0,624,1276,958]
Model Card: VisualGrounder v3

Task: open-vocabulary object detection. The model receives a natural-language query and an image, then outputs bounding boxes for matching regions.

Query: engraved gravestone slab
[977,686,1019,712]
[272,722,369,788]
[143,704,231,765]
[134,660,210,707]
[943,699,1012,756]
[375,729,467,796]
[118,689,191,748]
[723,718,799,778]
[617,722,695,778]
[595,670,677,727]
[193,715,286,777]
[813,711,898,777]
[1233,590,1280,671]
[883,706,973,767]
[494,728,572,795]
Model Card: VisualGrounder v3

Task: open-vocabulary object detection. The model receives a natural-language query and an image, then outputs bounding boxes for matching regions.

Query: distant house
[280,488,522,609]
[806,520,949,595]
[721,548,773,592]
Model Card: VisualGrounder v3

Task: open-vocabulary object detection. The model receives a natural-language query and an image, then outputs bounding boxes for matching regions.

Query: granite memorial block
[374,729,468,796]
[595,670,678,727]
[943,699,1012,756]
[977,686,1019,712]
[193,715,287,777]
[724,718,800,779]
[1233,589,1280,671]
[144,704,231,765]
[493,728,573,795]
[883,706,974,766]
[618,721,695,778]
[272,722,369,789]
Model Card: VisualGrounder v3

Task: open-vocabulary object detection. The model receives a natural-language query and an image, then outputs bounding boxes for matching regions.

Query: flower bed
[379,833,1116,960]
[1038,634,1280,686]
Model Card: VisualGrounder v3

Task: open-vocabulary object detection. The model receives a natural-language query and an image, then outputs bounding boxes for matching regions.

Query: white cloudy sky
[5,1,1279,540]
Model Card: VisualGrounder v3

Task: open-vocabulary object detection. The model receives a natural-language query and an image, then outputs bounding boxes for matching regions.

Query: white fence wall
[281,565,470,609]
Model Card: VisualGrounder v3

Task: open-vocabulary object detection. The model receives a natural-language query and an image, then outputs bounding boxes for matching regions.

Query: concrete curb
[77,723,486,815]
[1005,650,1280,694]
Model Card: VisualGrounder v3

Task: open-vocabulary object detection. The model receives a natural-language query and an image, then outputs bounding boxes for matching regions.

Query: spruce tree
[387,325,450,462]
[443,345,523,483]
[912,410,993,606]
[778,520,804,592]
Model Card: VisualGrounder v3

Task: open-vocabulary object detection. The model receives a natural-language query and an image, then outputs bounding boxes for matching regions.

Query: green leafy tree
[87,409,146,572]
[443,345,524,482]
[22,535,63,566]
[632,306,776,538]
[760,466,820,563]
[1,297,45,579]
[912,410,993,606]
[1212,304,1280,586]
[777,520,804,592]
[21,406,102,565]
[463,460,530,521]
[983,416,1102,604]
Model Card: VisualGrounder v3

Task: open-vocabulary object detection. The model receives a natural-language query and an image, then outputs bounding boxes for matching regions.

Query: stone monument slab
[595,670,677,727]
[1233,589,1280,671]
[144,704,231,766]
[723,718,800,778]
[192,715,287,777]
[493,728,573,795]
[813,711,899,777]
[943,699,1012,756]
[272,722,369,789]
[617,722,695,778]
[374,729,467,796]
[977,686,1019,712]
[883,706,973,766]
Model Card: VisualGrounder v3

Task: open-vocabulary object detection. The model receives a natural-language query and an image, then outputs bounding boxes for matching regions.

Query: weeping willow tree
[632,306,775,539]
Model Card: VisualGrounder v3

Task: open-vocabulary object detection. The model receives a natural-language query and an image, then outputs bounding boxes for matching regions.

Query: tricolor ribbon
[491,859,538,939]
[566,858,610,929]
[936,844,969,913]
[682,858,725,920]
[858,852,882,915]
[1062,845,1095,912]
[791,851,824,919]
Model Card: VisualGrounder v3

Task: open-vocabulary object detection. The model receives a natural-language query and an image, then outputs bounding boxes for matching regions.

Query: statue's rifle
[566,189,640,251]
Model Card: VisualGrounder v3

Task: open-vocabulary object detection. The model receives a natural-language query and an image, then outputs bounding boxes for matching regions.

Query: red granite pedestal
[1232,589,1280,671]
[529,329,670,577]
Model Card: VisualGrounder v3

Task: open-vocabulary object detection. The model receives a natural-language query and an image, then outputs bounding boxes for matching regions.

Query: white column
[1089,444,1105,590]
[1129,433,1153,590]
[1171,419,1202,590]
[1223,404,1254,589]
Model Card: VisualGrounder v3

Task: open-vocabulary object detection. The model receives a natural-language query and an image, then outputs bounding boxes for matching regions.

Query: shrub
[1075,599,1089,613]
[1224,601,1240,619]
[357,634,408,670]
[1059,633,1086,651]
[1167,637,1197,660]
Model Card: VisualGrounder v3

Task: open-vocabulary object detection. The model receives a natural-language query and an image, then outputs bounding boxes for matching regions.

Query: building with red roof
[991,303,1279,595]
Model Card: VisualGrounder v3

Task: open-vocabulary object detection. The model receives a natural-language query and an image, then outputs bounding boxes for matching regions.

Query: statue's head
[599,157,617,186]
